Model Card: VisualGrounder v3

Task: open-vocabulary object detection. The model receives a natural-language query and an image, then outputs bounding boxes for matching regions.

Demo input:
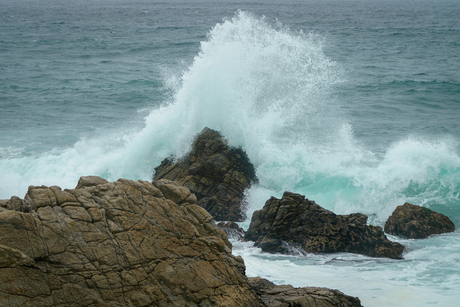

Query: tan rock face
[0,177,259,307]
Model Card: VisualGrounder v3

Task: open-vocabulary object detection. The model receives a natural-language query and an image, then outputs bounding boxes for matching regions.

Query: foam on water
[2,10,460,224]
[0,11,346,199]
[232,237,460,307]
[1,11,460,306]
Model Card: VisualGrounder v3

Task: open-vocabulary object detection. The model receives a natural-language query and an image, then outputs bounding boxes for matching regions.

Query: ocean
[1,0,459,305]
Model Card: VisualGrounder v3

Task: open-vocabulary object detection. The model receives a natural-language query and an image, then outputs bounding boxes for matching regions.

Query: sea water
[1,0,460,306]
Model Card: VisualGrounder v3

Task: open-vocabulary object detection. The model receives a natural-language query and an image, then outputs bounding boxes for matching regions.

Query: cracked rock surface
[0,177,259,306]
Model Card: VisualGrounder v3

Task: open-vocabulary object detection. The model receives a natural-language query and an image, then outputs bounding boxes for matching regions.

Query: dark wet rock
[246,191,405,259]
[217,221,246,240]
[153,127,258,222]
[255,239,308,256]
[384,202,455,239]
[248,277,363,307]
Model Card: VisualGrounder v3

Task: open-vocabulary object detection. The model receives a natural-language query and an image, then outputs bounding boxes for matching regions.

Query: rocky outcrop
[0,177,260,306]
[248,277,362,307]
[0,177,362,307]
[153,127,258,222]
[246,192,405,259]
[384,202,455,239]
[217,221,245,241]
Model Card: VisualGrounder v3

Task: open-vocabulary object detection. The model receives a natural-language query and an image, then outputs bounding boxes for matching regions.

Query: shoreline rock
[0,177,361,307]
[246,191,405,259]
[153,127,258,222]
[248,277,362,307]
[0,177,259,306]
[385,202,455,239]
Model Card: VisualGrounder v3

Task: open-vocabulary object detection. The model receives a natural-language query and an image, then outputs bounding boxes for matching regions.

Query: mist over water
[1,3,460,306]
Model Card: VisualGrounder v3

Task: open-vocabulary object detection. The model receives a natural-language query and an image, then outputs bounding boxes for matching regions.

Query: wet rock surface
[153,127,258,222]
[246,191,405,259]
[384,202,455,239]
[217,221,246,241]
[248,277,363,307]
[0,177,260,307]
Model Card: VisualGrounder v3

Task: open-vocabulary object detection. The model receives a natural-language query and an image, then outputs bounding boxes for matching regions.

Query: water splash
[0,11,344,199]
[1,12,460,232]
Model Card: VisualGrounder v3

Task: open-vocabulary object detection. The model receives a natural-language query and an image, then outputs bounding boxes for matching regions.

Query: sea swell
[1,11,460,231]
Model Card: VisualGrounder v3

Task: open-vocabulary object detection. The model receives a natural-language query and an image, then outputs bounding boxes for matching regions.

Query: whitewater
[1,0,460,306]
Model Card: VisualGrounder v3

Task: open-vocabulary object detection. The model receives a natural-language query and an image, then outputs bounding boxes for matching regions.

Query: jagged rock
[153,127,258,222]
[248,277,363,307]
[0,177,261,307]
[384,202,455,239]
[246,192,405,259]
[217,221,246,240]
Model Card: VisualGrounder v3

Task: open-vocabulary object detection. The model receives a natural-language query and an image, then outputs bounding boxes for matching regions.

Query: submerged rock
[0,177,260,306]
[248,277,363,307]
[384,202,455,239]
[246,192,405,259]
[153,127,258,222]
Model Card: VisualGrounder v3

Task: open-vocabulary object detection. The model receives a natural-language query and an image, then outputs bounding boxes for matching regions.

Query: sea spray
[1,11,460,233]
[0,11,346,199]
[2,2,460,306]
[247,136,460,227]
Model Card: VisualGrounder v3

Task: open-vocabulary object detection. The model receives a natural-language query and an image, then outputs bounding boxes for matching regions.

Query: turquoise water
[1,0,460,305]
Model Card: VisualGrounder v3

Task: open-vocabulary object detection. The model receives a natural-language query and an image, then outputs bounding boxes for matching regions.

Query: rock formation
[0,177,259,306]
[248,277,362,307]
[245,192,405,259]
[153,127,258,222]
[0,177,361,307]
[384,202,455,239]
[217,221,245,241]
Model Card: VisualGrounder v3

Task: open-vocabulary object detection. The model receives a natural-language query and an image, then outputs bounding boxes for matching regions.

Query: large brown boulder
[246,192,405,259]
[0,177,260,306]
[153,127,258,222]
[248,277,362,307]
[384,202,455,239]
[0,178,363,307]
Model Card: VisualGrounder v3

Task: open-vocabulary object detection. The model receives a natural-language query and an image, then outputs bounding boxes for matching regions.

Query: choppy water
[1,0,460,306]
